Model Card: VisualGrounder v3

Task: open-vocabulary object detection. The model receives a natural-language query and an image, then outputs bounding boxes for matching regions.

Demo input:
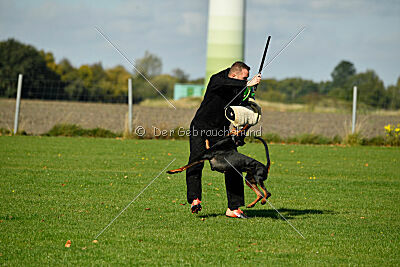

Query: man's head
[228,61,250,81]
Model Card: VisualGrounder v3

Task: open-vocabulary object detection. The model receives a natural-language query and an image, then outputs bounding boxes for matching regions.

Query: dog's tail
[166,168,185,174]
[166,160,205,174]
[254,136,271,172]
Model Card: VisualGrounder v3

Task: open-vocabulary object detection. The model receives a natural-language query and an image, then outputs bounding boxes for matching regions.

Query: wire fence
[0,74,135,135]
[0,76,128,103]
[0,74,192,136]
[1,75,398,138]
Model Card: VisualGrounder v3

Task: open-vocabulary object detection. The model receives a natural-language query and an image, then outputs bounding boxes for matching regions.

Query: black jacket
[191,68,247,131]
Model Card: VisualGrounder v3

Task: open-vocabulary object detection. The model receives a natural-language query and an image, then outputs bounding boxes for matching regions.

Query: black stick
[253,35,271,93]
[258,35,271,74]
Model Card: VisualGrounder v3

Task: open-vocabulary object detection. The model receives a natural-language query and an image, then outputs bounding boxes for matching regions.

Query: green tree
[331,60,356,89]
[55,58,75,80]
[318,80,333,95]
[60,62,132,102]
[351,70,387,108]
[172,68,189,83]
[39,50,57,73]
[0,38,60,98]
[327,61,357,102]
[277,78,318,102]
[105,65,132,99]
[258,90,287,102]
[87,63,107,101]
[63,69,88,101]
[134,51,162,78]
[188,77,204,84]
[106,65,132,85]
[256,78,278,93]
[256,78,286,102]
[151,74,178,99]
[132,79,157,102]
[386,77,400,110]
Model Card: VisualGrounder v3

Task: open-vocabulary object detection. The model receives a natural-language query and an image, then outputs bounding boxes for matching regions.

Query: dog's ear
[205,139,210,149]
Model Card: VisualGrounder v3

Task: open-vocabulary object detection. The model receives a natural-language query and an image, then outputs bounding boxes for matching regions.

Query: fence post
[128,78,133,133]
[352,86,357,134]
[14,74,23,135]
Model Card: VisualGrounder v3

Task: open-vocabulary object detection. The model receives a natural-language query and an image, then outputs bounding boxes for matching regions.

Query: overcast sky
[1,0,399,86]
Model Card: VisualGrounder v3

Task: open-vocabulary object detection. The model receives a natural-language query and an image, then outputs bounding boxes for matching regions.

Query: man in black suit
[187,61,261,218]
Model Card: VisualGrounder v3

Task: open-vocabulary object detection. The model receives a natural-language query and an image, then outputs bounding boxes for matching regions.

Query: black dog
[167,136,271,208]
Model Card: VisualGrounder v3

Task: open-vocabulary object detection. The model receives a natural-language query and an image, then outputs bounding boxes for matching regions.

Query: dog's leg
[166,160,205,174]
[245,180,263,208]
[259,181,271,205]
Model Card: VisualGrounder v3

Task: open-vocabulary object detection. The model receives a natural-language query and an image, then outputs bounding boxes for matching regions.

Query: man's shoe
[226,208,248,219]
[191,198,202,214]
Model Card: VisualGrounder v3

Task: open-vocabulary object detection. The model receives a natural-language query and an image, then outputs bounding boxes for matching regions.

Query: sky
[0,0,399,86]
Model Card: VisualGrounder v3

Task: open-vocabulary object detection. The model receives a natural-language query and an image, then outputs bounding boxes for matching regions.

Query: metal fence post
[14,74,23,134]
[128,78,133,133]
[352,86,357,134]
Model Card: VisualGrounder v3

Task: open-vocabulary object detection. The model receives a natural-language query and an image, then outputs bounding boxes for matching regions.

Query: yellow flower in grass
[384,124,392,133]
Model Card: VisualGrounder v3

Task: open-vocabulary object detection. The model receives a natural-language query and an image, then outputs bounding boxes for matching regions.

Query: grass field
[1,136,399,265]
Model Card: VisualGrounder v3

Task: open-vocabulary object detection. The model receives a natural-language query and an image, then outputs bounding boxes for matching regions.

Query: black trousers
[186,125,244,210]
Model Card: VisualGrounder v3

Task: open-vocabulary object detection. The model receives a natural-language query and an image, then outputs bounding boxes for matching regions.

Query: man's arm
[211,75,247,89]
[212,73,261,94]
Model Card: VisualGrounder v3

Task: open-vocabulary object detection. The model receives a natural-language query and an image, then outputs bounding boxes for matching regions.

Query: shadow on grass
[199,208,334,220]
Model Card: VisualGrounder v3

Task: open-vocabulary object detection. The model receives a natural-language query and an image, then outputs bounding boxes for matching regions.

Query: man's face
[234,69,249,81]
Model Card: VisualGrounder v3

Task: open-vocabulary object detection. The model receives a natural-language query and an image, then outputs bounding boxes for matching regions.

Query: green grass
[0,136,399,265]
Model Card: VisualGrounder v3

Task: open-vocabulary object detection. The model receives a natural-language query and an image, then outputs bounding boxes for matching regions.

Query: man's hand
[247,74,261,87]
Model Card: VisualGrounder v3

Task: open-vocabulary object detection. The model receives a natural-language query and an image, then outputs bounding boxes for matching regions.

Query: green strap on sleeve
[243,86,254,101]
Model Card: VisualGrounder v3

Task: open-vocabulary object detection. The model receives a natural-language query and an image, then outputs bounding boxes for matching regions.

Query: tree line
[0,39,197,103]
[0,38,399,109]
[255,61,400,110]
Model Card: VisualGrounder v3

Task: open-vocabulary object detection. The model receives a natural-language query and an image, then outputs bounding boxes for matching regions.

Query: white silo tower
[205,0,245,87]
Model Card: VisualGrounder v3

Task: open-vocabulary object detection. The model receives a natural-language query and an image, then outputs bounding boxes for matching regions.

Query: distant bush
[366,136,385,146]
[284,134,332,145]
[297,134,333,145]
[345,133,363,145]
[44,124,120,138]
[37,123,400,146]
[332,135,343,144]
[342,124,400,146]
[171,126,188,140]
[258,133,336,145]
[0,128,11,136]
[0,128,28,136]
[263,133,283,143]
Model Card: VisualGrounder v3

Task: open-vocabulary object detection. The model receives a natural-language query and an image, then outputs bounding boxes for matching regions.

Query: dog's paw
[261,193,271,205]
